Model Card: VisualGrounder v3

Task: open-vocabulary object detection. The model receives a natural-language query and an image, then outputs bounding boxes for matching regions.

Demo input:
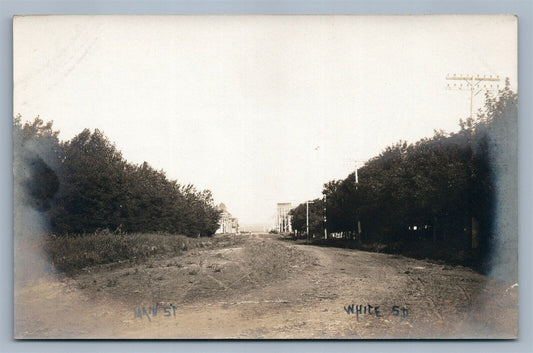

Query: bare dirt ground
[14,233,518,339]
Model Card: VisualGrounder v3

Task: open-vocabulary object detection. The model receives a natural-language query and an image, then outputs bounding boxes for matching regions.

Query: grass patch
[44,232,240,275]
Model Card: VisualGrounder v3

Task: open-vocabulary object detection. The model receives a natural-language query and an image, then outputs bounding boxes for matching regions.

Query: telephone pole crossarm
[445,73,501,118]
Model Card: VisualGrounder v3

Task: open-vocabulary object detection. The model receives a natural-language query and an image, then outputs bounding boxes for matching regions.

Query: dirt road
[14,233,518,339]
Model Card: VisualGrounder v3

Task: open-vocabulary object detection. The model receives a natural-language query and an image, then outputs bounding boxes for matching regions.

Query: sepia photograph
[13,15,518,339]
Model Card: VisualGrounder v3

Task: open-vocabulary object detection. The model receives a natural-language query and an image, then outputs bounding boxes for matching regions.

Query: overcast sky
[13,15,517,226]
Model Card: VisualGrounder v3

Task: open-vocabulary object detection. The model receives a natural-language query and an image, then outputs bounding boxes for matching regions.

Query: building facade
[277,202,292,233]
[216,203,239,234]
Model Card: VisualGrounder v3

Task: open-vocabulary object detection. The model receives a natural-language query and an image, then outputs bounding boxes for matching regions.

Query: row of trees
[290,82,517,268]
[14,117,221,236]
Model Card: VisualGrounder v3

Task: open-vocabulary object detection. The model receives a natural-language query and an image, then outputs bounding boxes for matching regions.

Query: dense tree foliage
[13,117,221,237]
[291,82,517,271]
[289,199,324,236]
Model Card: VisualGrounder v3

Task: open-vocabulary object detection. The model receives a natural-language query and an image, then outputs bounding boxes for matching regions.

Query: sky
[13,15,517,227]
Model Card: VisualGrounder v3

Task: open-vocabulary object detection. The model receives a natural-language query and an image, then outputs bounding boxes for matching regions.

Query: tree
[51,129,128,233]
[289,199,324,237]
[306,82,517,273]
[13,118,222,237]
[473,79,518,278]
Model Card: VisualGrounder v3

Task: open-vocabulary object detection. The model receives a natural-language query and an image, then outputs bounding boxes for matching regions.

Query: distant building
[277,202,292,233]
[216,203,239,234]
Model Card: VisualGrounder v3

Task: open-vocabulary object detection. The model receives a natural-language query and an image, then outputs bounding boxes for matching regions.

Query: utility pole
[344,158,364,240]
[306,200,314,243]
[445,73,500,249]
[344,159,361,185]
[445,74,500,119]
[323,194,327,240]
[355,162,362,239]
